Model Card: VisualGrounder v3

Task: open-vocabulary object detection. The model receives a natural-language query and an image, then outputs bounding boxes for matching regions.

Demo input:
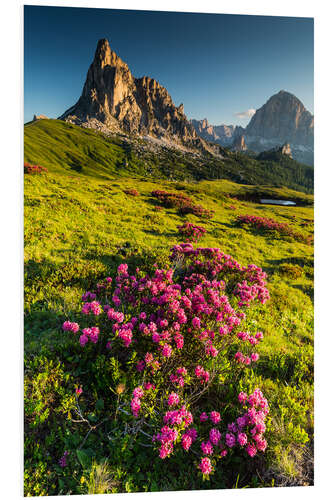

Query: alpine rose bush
[177,222,207,243]
[24,162,48,174]
[236,214,311,244]
[124,188,140,196]
[151,190,214,220]
[62,244,270,479]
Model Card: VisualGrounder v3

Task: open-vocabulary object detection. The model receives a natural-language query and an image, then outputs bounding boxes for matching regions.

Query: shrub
[279,263,303,279]
[62,244,271,479]
[124,189,140,196]
[24,162,48,174]
[236,215,311,244]
[151,190,214,220]
[177,222,207,242]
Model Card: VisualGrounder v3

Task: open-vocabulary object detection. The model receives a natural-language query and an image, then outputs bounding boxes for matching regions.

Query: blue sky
[24,6,314,126]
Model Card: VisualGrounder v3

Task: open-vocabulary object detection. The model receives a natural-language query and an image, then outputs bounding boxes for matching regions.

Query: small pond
[260,199,296,206]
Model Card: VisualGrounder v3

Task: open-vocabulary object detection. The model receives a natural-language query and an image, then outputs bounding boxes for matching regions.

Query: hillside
[24,119,314,192]
[24,143,313,493]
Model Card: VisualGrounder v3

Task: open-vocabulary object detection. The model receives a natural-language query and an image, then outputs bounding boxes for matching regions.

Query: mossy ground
[24,125,314,495]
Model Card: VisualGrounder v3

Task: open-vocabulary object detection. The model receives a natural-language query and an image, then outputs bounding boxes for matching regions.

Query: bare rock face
[59,38,197,145]
[191,91,314,165]
[231,134,247,152]
[245,90,314,147]
[33,114,49,121]
[190,118,239,145]
[280,143,293,158]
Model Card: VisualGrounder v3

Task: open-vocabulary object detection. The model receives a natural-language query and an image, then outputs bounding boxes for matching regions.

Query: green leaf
[96,398,104,411]
[76,449,91,469]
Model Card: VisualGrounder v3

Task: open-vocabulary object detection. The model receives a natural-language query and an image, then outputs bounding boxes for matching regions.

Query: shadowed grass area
[24,119,314,191]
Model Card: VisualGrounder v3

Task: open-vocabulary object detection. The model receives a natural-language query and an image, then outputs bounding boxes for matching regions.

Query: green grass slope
[24,119,314,192]
[24,154,314,494]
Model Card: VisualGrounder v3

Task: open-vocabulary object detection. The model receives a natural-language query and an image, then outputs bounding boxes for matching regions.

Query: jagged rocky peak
[232,134,247,152]
[280,143,293,158]
[93,38,127,69]
[59,38,198,146]
[245,90,314,146]
[190,118,238,145]
[33,114,48,121]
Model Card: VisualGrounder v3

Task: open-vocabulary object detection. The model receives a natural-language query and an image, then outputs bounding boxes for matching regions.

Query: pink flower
[159,442,173,459]
[238,392,248,404]
[181,434,192,451]
[131,397,141,417]
[192,317,201,329]
[133,387,144,398]
[117,263,128,275]
[195,365,204,378]
[161,344,172,358]
[75,387,83,396]
[59,451,69,468]
[228,422,237,433]
[237,416,247,429]
[251,352,259,362]
[106,341,112,350]
[199,457,213,475]
[136,360,145,372]
[177,367,187,376]
[237,433,248,446]
[144,382,155,391]
[210,411,221,424]
[200,412,208,422]
[79,334,88,346]
[209,428,221,445]
[256,438,267,452]
[246,443,257,457]
[186,428,198,441]
[62,321,72,331]
[89,326,99,343]
[144,352,154,364]
[225,433,236,448]
[201,441,213,455]
[168,392,179,407]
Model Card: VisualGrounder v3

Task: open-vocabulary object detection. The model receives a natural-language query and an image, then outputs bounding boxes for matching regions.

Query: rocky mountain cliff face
[245,90,313,146]
[59,39,202,148]
[190,119,238,145]
[192,91,314,165]
[231,135,247,152]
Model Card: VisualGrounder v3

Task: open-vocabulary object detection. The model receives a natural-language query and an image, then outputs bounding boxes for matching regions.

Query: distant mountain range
[58,38,314,166]
[191,91,314,165]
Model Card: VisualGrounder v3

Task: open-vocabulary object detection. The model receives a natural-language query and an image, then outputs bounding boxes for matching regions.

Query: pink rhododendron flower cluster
[151,190,214,219]
[24,162,48,174]
[124,188,140,196]
[81,301,102,316]
[237,214,311,244]
[177,222,207,243]
[62,321,80,333]
[62,244,271,479]
[79,327,100,346]
[199,457,213,476]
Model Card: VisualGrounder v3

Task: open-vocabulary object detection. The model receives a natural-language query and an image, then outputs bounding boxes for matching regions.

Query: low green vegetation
[24,119,313,191]
[24,122,314,495]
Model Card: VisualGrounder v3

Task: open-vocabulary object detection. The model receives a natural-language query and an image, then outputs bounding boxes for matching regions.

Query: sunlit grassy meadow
[24,121,313,495]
